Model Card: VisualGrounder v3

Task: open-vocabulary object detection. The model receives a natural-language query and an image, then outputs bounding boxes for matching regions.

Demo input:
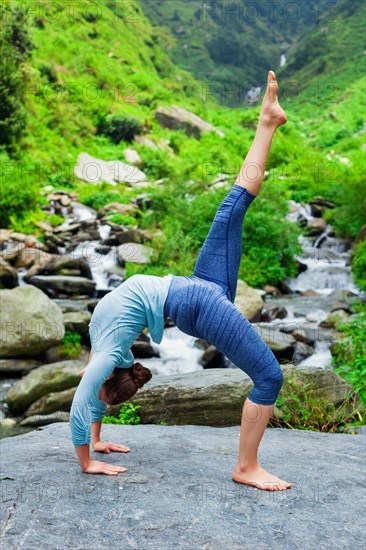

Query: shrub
[97,114,142,143]
[351,239,366,291]
[59,331,82,359]
[103,403,141,425]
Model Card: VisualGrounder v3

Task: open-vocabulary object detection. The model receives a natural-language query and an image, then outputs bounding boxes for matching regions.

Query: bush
[351,239,366,291]
[332,302,366,406]
[97,114,142,143]
[103,403,141,425]
[59,331,82,359]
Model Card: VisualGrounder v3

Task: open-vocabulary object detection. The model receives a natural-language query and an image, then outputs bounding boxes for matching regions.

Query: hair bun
[132,362,152,389]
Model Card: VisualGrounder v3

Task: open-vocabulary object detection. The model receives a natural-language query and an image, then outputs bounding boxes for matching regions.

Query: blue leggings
[163,184,283,405]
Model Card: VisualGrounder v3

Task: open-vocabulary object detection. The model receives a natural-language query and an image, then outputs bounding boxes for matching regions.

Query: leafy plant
[97,114,142,144]
[271,373,364,432]
[351,240,366,291]
[107,213,137,226]
[59,331,82,359]
[103,403,141,425]
[332,302,366,405]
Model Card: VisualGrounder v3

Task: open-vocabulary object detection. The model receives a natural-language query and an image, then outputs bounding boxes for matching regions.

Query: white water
[297,341,332,369]
[280,54,287,67]
[142,327,204,375]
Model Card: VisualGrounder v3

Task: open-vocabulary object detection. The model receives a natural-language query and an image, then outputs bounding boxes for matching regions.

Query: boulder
[0,241,26,263]
[25,387,76,416]
[0,258,18,288]
[306,218,327,236]
[251,324,296,360]
[261,305,287,323]
[31,256,93,279]
[0,286,65,358]
[155,105,225,139]
[29,275,96,297]
[117,243,154,264]
[320,309,350,328]
[199,345,226,369]
[292,341,314,365]
[63,311,92,335]
[134,135,159,149]
[74,152,147,186]
[0,423,364,549]
[234,280,263,322]
[107,366,362,426]
[0,358,42,375]
[131,339,159,359]
[20,411,70,426]
[123,148,143,166]
[7,359,83,414]
[98,202,138,218]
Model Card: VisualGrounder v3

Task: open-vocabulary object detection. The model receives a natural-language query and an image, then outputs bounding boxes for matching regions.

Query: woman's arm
[75,444,127,475]
[91,419,131,454]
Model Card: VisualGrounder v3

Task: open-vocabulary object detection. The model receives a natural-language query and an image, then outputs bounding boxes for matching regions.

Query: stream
[0,196,362,437]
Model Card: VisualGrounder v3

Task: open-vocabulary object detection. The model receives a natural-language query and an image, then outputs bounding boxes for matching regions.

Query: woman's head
[99,362,152,405]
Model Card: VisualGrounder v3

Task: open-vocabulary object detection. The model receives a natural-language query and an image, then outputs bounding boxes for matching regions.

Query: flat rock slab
[1,424,364,550]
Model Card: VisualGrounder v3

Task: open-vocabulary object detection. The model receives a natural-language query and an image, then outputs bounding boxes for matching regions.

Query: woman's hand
[92,441,131,454]
[83,460,127,476]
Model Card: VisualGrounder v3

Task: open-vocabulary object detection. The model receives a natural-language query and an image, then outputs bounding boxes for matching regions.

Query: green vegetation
[0,0,364,289]
[351,241,366,290]
[59,331,82,359]
[332,303,366,406]
[271,373,364,433]
[103,403,141,425]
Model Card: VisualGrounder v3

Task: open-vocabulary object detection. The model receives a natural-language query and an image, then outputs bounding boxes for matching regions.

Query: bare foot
[259,70,287,129]
[232,463,292,491]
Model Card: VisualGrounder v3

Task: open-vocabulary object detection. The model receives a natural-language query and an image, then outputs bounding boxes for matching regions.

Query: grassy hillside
[0,0,365,288]
[140,0,342,106]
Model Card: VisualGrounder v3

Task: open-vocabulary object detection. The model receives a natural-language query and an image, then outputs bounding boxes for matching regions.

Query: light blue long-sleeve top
[70,273,174,446]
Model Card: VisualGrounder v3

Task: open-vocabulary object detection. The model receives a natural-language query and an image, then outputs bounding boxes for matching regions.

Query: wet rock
[20,411,70,426]
[0,258,18,288]
[29,275,96,297]
[263,285,282,296]
[117,243,154,264]
[234,280,263,322]
[25,387,76,416]
[261,305,287,323]
[292,341,314,365]
[0,286,64,358]
[199,345,226,369]
[115,228,153,245]
[63,311,92,335]
[252,324,296,360]
[131,338,159,359]
[0,359,42,375]
[156,105,224,139]
[320,309,350,328]
[301,289,321,297]
[306,217,327,236]
[0,241,26,263]
[29,256,93,280]
[7,359,83,414]
[53,299,90,313]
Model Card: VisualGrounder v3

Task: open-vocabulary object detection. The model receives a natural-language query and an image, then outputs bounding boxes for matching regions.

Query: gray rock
[117,243,154,264]
[234,280,263,322]
[63,311,92,335]
[0,258,18,288]
[0,359,42,375]
[25,387,76,416]
[29,275,96,297]
[320,309,350,328]
[292,341,314,365]
[7,359,83,414]
[0,285,65,358]
[0,241,25,263]
[156,105,225,139]
[131,339,159,359]
[98,202,138,218]
[306,218,327,236]
[107,367,360,427]
[0,423,364,549]
[199,345,225,369]
[251,324,296,360]
[20,411,70,426]
[261,304,287,322]
[74,152,147,185]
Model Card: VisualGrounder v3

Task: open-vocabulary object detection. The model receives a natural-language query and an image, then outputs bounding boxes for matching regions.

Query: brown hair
[101,362,152,405]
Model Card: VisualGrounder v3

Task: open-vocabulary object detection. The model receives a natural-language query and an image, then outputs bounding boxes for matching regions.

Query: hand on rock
[84,460,127,476]
[92,441,131,454]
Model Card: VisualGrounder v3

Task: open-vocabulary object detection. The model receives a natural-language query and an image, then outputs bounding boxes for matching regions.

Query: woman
[70,70,292,491]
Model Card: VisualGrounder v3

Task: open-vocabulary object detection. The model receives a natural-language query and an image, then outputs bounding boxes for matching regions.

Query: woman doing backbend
[70,71,292,491]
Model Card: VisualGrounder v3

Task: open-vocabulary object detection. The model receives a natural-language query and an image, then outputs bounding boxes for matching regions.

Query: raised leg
[193,71,287,302]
